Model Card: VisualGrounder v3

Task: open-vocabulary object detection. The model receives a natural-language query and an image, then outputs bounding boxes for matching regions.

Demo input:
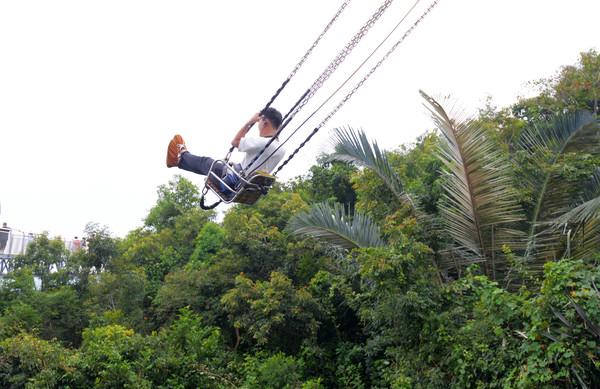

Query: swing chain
[245,0,395,178]
[287,0,353,81]
[317,0,440,130]
[210,0,358,179]
[285,0,394,124]
[274,127,319,176]
[199,0,396,209]
[274,0,441,175]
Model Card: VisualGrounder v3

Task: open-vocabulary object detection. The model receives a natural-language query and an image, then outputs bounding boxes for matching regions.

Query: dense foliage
[1,50,599,388]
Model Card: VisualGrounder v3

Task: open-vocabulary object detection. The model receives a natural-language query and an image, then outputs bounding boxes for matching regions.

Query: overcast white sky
[0,0,598,239]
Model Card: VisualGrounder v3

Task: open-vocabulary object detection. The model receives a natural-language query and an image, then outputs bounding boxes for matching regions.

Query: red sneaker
[166,135,187,168]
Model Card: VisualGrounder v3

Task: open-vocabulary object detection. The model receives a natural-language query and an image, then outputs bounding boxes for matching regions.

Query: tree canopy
[1,49,599,389]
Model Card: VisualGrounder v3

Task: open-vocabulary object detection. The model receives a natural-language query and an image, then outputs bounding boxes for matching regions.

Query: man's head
[258,107,283,137]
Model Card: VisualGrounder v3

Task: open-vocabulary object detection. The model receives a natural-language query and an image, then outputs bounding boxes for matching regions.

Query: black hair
[260,107,283,129]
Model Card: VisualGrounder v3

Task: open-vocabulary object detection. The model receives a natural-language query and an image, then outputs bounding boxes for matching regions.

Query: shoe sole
[166,134,186,167]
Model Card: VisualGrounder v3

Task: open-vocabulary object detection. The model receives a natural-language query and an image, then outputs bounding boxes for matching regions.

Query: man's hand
[231,112,261,148]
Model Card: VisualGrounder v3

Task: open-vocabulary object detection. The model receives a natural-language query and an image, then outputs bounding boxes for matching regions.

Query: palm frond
[519,111,600,260]
[570,297,600,338]
[570,219,600,259]
[520,111,598,158]
[286,202,386,250]
[555,197,600,226]
[556,202,600,259]
[330,126,406,201]
[553,168,600,226]
[421,91,524,269]
[549,168,600,259]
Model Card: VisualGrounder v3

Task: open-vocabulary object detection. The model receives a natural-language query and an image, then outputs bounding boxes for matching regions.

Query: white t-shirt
[239,136,285,173]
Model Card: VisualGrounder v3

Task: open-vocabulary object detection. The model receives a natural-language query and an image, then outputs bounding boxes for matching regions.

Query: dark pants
[178,152,241,195]
[178,152,227,177]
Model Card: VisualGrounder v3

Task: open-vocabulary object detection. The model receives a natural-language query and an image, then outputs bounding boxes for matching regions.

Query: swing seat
[231,171,275,205]
[205,161,275,206]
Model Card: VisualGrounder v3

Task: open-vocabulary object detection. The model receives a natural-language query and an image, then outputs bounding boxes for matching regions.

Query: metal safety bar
[202,160,273,205]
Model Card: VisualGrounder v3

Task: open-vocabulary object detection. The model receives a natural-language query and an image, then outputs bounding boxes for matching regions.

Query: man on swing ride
[166,107,285,195]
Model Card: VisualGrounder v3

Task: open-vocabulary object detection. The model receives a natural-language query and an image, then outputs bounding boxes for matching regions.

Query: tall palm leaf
[330,126,408,203]
[421,91,524,275]
[551,168,600,259]
[571,219,600,260]
[553,168,600,226]
[287,202,386,250]
[518,111,600,262]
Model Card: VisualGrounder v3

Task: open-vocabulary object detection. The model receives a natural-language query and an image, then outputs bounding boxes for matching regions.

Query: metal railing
[0,230,84,274]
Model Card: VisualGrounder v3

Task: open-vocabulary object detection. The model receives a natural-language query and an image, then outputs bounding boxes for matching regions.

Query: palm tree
[420,91,525,279]
[286,126,406,251]
[329,126,408,204]
[286,202,386,250]
[517,111,600,267]
[289,92,525,279]
[551,168,600,259]
[288,92,600,285]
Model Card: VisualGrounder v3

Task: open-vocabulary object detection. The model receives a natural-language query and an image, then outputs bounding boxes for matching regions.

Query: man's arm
[231,112,260,148]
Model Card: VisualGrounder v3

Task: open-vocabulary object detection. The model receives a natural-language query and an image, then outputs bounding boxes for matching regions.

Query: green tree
[291,93,600,286]
[0,332,72,388]
[189,221,227,264]
[145,175,211,230]
[240,352,304,389]
[290,157,357,209]
[152,259,237,327]
[513,49,600,119]
[143,308,236,388]
[54,223,120,299]
[83,222,119,272]
[287,127,412,254]
[555,49,600,114]
[70,325,152,388]
[0,301,42,340]
[36,286,88,346]
[221,272,320,353]
[288,202,386,250]
[121,207,212,301]
[551,168,600,258]
[86,259,147,331]
[221,207,289,281]
[0,268,36,313]
[227,187,308,232]
[13,233,68,291]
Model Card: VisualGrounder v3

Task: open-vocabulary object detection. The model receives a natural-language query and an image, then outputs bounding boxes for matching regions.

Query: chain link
[317,0,440,130]
[244,0,394,175]
[202,0,356,206]
[274,127,319,175]
[288,0,353,81]
[274,0,441,175]
[263,0,353,114]
[283,0,394,129]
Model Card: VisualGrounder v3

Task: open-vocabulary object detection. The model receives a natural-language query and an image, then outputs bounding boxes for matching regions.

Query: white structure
[1,230,35,256]
[0,229,82,274]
